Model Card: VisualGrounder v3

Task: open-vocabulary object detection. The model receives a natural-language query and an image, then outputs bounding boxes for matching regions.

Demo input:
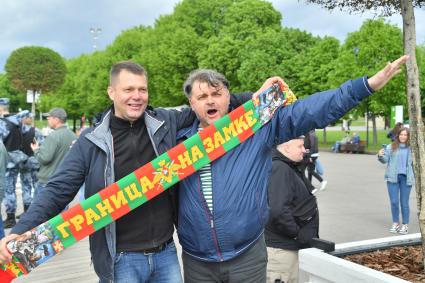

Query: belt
[142,238,173,255]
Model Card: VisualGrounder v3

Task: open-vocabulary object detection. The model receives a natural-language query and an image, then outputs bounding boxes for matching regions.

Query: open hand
[368,55,409,91]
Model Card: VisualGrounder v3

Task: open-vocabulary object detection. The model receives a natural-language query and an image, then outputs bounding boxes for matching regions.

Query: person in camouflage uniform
[18,112,44,219]
[0,98,30,228]
[0,140,7,238]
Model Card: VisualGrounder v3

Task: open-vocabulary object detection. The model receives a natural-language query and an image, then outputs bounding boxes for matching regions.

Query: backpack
[0,117,23,152]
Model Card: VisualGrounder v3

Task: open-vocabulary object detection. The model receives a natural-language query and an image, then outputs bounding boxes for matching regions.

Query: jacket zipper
[197,171,223,261]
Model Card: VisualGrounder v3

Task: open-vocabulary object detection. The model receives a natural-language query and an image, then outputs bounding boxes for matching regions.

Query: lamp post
[90,27,102,51]
[354,47,369,147]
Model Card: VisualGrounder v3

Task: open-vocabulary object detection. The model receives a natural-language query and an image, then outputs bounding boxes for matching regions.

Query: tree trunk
[73,118,77,133]
[400,0,425,269]
[371,115,378,145]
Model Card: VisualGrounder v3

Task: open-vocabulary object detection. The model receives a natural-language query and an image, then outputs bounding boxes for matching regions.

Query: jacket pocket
[296,216,319,247]
[293,195,318,226]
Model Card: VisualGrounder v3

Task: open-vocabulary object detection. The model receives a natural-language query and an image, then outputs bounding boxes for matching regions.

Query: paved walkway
[7,151,419,282]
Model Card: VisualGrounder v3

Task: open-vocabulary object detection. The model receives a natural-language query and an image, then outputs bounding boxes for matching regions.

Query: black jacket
[265,148,319,250]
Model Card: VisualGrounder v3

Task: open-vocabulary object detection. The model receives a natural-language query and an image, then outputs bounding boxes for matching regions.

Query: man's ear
[188,97,195,110]
[107,86,114,101]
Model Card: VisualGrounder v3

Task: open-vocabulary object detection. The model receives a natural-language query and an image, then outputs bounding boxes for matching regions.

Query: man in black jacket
[266,137,319,283]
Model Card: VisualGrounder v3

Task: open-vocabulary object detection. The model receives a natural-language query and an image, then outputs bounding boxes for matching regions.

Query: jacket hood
[272,147,301,167]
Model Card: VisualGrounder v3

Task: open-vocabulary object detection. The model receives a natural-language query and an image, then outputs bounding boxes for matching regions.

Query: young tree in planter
[5,46,67,118]
[302,0,425,268]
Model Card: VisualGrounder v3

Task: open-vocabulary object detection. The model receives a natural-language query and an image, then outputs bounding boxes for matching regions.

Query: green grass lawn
[317,129,390,153]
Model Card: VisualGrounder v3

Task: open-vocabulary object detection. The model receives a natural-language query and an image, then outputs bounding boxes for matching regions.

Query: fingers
[387,55,409,77]
[268,76,288,89]
[253,76,286,98]
[0,234,19,264]
[367,55,408,91]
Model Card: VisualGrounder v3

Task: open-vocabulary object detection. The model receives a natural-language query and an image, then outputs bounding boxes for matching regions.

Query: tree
[197,0,286,91]
[5,46,67,118]
[303,0,425,267]
[0,74,26,112]
[135,24,203,106]
[328,19,405,145]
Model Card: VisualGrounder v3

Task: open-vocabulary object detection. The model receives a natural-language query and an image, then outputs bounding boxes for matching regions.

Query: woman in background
[378,127,414,235]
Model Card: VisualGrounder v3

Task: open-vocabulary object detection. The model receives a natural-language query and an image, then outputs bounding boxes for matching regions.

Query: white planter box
[299,233,420,283]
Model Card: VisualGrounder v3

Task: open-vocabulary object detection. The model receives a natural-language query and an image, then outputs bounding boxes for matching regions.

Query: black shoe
[4,214,16,229]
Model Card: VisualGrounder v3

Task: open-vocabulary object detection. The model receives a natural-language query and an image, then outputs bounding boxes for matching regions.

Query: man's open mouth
[207,109,218,115]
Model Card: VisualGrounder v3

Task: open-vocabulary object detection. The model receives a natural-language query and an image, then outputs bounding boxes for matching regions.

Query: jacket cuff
[351,77,374,100]
[11,224,27,235]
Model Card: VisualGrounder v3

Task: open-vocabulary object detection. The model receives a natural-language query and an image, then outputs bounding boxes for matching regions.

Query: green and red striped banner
[0,82,296,282]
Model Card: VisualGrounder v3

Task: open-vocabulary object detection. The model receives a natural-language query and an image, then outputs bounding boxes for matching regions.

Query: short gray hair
[183,69,229,98]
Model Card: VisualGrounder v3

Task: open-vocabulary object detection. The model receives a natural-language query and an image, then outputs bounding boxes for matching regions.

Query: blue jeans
[110,241,182,283]
[332,141,341,153]
[387,174,412,224]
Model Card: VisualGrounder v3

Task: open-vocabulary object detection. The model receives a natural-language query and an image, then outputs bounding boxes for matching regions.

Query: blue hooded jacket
[177,77,373,262]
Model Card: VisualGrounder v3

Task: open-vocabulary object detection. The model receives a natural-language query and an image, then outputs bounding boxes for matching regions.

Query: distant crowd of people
[0,54,409,283]
[0,99,76,237]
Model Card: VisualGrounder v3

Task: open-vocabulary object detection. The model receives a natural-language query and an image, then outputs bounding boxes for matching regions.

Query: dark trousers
[183,235,267,283]
[307,157,323,183]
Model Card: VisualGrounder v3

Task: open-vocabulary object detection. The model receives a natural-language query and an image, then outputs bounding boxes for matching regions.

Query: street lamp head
[90,27,102,33]
[89,27,102,51]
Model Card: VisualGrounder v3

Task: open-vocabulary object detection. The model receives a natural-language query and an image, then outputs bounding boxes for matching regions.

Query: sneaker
[398,224,408,235]
[389,223,400,233]
[319,180,328,191]
[311,188,318,194]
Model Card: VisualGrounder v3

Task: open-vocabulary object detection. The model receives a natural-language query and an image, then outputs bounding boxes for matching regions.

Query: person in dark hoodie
[266,137,319,283]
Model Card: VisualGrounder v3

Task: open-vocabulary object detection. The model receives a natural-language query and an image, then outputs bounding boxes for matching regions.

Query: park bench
[339,140,366,154]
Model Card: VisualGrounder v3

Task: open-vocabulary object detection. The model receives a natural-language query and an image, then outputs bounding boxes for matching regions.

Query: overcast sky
[1,0,424,73]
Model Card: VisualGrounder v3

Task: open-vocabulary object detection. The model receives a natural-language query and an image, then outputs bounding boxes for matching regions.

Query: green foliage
[45,0,413,122]
[328,19,405,119]
[167,0,233,37]
[105,26,152,62]
[220,0,282,39]
[5,46,66,93]
[0,73,26,112]
[292,36,340,97]
[197,1,317,93]
[302,0,425,16]
[135,25,204,106]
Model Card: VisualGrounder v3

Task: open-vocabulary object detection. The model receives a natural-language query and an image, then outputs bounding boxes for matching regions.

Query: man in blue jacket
[177,55,407,283]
